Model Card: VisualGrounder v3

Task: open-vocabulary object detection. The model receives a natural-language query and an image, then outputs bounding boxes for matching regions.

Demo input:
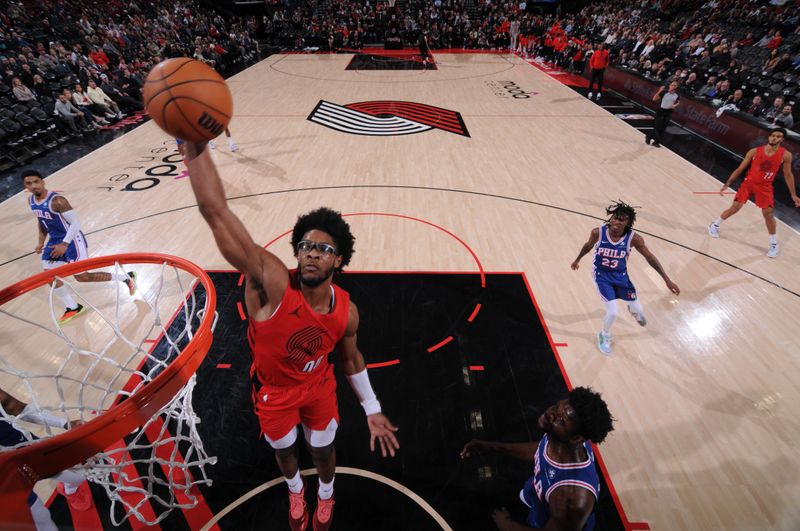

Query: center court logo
[307,100,470,137]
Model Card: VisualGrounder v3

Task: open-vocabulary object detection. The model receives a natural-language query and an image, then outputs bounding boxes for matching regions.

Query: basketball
[143,58,233,142]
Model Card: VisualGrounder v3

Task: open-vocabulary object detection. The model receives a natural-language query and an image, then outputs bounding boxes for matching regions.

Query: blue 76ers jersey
[30,191,87,264]
[520,435,600,530]
[593,224,633,274]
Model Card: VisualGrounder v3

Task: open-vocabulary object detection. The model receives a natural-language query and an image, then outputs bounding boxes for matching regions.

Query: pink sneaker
[57,481,94,512]
[288,482,309,531]
[313,495,335,531]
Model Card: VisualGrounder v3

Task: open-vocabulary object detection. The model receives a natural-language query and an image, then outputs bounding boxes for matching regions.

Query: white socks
[318,477,335,500]
[602,300,618,333]
[286,470,303,494]
[769,234,778,245]
[53,285,78,309]
[713,217,722,226]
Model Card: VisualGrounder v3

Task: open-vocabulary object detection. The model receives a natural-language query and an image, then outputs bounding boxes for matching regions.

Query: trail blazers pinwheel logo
[308,100,470,137]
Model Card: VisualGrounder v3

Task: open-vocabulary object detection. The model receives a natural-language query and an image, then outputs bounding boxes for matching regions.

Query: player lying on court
[180,141,399,531]
[461,387,614,531]
[22,170,136,324]
[708,127,800,258]
[1,387,95,526]
[571,202,680,356]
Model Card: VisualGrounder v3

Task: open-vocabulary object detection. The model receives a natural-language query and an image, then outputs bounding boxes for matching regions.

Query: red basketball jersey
[745,145,785,185]
[248,272,350,387]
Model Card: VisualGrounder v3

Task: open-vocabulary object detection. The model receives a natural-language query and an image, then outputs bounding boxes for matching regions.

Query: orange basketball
[143,58,233,142]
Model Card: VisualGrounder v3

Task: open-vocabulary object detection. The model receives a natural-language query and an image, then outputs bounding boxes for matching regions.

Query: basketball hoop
[0,253,217,527]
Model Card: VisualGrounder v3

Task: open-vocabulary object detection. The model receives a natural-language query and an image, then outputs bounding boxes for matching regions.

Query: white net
[0,258,217,525]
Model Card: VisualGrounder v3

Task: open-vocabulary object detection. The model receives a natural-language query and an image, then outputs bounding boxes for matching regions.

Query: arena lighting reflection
[687,311,722,341]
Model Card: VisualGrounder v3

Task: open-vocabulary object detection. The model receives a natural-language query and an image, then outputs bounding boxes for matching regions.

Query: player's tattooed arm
[570,228,600,270]
[632,234,680,295]
[49,195,73,213]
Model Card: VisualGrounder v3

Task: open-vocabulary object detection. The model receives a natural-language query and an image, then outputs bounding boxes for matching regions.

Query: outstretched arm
[631,234,680,295]
[721,148,755,193]
[338,301,400,457]
[781,150,800,207]
[571,228,600,270]
[183,142,287,300]
[459,439,539,462]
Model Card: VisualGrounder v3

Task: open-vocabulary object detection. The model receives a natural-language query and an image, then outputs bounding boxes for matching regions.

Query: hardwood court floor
[2,53,799,530]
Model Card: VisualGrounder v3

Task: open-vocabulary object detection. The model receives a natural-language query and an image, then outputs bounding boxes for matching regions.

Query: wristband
[347,369,382,415]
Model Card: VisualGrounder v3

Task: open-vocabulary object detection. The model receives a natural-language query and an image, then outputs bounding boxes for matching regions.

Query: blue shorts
[41,234,88,270]
[594,270,637,302]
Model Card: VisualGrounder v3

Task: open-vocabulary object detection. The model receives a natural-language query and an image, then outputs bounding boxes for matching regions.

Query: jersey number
[763,171,775,182]
[601,258,619,269]
[302,355,324,373]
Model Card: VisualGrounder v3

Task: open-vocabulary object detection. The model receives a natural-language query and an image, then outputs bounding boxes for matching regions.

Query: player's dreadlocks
[568,386,615,444]
[605,200,638,234]
[291,207,355,272]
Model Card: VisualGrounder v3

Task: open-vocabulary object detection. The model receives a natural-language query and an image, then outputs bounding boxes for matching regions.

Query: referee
[646,81,680,148]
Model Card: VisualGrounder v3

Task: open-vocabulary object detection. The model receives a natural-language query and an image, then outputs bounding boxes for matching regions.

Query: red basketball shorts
[735,180,774,209]
[252,372,339,441]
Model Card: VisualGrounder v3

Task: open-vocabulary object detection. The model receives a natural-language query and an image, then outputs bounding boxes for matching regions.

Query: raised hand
[459,439,493,459]
[367,413,399,457]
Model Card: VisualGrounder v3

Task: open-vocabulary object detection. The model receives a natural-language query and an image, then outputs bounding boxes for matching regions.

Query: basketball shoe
[57,481,94,511]
[288,480,309,531]
[58,304,86,325]
[124,272,137,295]
[313,495,335,531]
[597,331,612,356]
[767,242,779,258]
[707,222,720,238]
[628,308,647,327]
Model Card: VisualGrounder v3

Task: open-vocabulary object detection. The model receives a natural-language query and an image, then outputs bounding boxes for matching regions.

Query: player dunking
[571,202,680,355]
[460,387,614,530]
[708,127,800,258]
[22,170,136,324]
[181,141,399,531]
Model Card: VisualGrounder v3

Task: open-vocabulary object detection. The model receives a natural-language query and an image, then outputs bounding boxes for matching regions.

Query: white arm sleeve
[60,209,81,244]
[18,404,68,429]
[346,369,382,415]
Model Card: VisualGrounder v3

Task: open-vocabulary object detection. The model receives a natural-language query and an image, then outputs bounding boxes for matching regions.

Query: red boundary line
[467,303,481,322]
[629,523,651,530]
[426,335,453,353]
[692,191,735,195]
[553,342,568,347]
[216,363,231,369]
[366,359,400,369]
[520,272,647,531]
[469,365,485,371]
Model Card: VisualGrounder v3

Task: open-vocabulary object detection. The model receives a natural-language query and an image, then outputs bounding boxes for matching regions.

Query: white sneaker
[767,243,779,258]
[708,223,720,238]
[595,93,601,100]
[628,308,647,327]
[597,331,612,356]
[229,141,238,152]
[587,92,593,99]
[208,140,216,149]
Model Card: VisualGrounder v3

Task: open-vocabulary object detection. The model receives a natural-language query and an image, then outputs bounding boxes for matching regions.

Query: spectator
[746,95,765,118]
[587,42,610,101]
[763,96,785,122]
[11,77,36,102]
[695,76,718,99]
[86,80,123,119]
[53,92,90,134]
[773,104,795,129]
[66,88,107,127]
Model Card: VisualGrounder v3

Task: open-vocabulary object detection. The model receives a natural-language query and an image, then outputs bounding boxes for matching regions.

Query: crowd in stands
[0,0,259,154]
[4,0,800,166]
